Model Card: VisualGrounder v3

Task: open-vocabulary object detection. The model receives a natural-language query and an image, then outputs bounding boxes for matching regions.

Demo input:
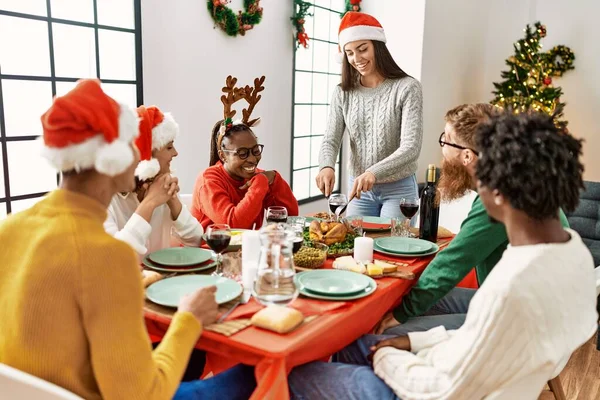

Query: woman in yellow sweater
[0,80,255,399]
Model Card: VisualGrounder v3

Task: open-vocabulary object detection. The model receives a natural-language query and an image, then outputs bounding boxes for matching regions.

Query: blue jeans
[288,288,476,399]
[289,362,401,400]
[347,174,418,219]
[174,364,256,400]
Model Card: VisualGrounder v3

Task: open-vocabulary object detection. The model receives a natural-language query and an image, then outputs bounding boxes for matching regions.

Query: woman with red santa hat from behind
[104,105,203,258]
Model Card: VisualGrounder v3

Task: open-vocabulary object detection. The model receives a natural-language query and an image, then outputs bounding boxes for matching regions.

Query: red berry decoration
[543,77,552,85]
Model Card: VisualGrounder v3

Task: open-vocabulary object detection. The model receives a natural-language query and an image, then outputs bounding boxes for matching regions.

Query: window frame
[0,0,144,214]
[290,2,343,205]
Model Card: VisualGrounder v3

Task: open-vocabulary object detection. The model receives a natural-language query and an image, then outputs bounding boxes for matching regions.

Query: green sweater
[393,196,570,323]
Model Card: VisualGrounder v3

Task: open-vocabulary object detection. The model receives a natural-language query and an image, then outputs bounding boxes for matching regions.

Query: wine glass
[328,193,348,221]
[205,224,231,276]
[400,198,420,237]
[266,206,288,225]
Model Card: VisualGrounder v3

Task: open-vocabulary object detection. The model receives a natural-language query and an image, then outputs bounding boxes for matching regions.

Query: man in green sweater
[375,103,569,334]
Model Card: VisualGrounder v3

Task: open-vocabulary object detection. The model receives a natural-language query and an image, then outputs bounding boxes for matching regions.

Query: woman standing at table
[315,12,423,219]
[191,75,299,229]
[104,105,203,258]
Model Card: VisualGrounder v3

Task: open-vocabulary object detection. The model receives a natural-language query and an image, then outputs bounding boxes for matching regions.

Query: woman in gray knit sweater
[316,12,423,219]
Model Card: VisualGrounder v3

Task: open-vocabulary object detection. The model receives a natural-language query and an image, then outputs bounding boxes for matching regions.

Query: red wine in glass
[400,204,419,219]
[206,234,231,254]
[266,216,288,224]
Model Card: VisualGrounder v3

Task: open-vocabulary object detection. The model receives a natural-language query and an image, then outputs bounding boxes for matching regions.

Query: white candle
[353,237,373,264]
[242,230,261,290]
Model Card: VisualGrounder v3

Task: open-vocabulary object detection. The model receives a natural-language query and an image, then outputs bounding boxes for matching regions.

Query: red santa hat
[337,12,386,62]
[40,79,139,176]
[134,105,179,181]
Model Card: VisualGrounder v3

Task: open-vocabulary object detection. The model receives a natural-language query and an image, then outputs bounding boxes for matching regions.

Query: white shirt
[104,193,203,259]
[374,229,598,400]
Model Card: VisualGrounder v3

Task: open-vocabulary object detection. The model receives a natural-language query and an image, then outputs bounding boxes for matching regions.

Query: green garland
[343,0,361,16]
[207,0,263,37]
[291,0,313,49]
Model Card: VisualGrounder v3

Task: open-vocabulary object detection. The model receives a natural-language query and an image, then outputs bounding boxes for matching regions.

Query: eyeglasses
[439,132,479,155]
[221,144,264,159]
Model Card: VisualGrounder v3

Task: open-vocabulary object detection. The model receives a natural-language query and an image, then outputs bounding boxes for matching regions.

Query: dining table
[143,229,468,400]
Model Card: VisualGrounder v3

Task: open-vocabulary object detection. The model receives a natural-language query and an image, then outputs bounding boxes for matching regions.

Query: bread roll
[251,305,304,334]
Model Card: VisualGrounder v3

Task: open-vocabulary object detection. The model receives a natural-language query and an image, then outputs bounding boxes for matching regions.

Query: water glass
[391,217,406,237]
[345,215,363,236]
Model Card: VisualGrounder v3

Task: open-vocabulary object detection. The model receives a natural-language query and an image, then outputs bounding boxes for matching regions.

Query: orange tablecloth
[144,242,452,400]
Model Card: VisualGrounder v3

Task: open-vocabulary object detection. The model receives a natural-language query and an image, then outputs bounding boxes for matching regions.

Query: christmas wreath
[207,0,263,37]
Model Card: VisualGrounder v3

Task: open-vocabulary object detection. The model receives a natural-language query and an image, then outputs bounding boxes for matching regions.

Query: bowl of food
[294,242,328,270]
[226,229,247,252]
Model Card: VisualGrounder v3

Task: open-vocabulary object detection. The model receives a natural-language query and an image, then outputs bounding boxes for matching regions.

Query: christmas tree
[491,22,575,130]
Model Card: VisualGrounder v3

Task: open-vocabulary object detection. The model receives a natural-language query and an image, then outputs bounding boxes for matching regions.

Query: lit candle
[242,230,261,290]
[353,237,373,264]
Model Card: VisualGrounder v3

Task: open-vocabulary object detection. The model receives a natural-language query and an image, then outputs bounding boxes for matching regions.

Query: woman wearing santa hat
[104,105,203,257]
[316,12,423,219]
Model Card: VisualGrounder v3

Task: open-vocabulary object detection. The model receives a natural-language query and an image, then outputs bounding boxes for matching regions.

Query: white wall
[141,0,294,194]
[417,0,491,181]
[363,0,426,80]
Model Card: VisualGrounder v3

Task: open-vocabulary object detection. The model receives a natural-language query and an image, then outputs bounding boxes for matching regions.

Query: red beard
[438,158,474,202]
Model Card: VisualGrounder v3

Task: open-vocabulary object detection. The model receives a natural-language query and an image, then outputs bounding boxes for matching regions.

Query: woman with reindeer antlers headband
[190,75,299,230]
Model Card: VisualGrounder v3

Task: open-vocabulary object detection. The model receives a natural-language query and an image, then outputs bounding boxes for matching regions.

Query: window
[0,0,143,215]
[291,0,343,204]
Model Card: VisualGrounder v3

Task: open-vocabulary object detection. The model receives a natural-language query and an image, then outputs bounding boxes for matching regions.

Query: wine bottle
[419,164,440,243]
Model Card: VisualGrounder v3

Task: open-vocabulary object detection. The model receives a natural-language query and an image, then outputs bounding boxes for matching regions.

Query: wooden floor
[539,332,600,400]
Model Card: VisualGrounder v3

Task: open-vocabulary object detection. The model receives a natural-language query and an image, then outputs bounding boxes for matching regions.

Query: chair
[564,181,600,351]
[0,363,83,399]
[180,193,193,210]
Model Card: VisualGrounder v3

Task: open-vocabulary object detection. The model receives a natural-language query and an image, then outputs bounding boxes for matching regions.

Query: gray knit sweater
[319,77,423,183]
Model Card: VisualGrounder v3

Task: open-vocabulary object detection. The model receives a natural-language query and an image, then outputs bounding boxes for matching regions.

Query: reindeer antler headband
[218,75,265,148]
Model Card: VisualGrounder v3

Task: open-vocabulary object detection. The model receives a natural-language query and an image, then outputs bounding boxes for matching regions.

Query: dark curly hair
[208,120,255,166]
[475,111,584,220]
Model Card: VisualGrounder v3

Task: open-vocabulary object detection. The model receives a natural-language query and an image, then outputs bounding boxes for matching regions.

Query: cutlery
[217,301,241,323]
[334,194,355,218]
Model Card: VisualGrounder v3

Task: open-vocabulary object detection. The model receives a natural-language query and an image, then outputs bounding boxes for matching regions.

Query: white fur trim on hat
[40,104,139,176]
[152,112,179,150]
[134,158,161,181]
[339,25,386,52]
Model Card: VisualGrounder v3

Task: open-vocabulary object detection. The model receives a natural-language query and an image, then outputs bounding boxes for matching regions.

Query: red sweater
[190,162,299,230]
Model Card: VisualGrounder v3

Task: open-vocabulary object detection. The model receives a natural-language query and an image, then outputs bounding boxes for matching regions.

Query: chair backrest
[0,363,83,399]
[179,193,193,210]
[566,181,600,266]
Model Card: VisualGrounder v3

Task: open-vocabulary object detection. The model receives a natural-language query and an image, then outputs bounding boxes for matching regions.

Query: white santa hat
[40,79,139,176]
[134,105,179,181]
[337,12,387,62]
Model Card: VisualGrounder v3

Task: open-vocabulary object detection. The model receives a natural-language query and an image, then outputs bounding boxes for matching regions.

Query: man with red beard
[375,103,570,335]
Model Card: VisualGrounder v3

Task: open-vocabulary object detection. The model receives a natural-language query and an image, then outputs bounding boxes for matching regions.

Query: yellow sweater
[0,189,202,400]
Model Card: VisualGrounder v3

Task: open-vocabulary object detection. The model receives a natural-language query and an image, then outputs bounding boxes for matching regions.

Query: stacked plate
[373,237,439,257]
[294,270,376,301]
[143,247,217,273]
[146,275,242,307]
[362,216,392,232]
